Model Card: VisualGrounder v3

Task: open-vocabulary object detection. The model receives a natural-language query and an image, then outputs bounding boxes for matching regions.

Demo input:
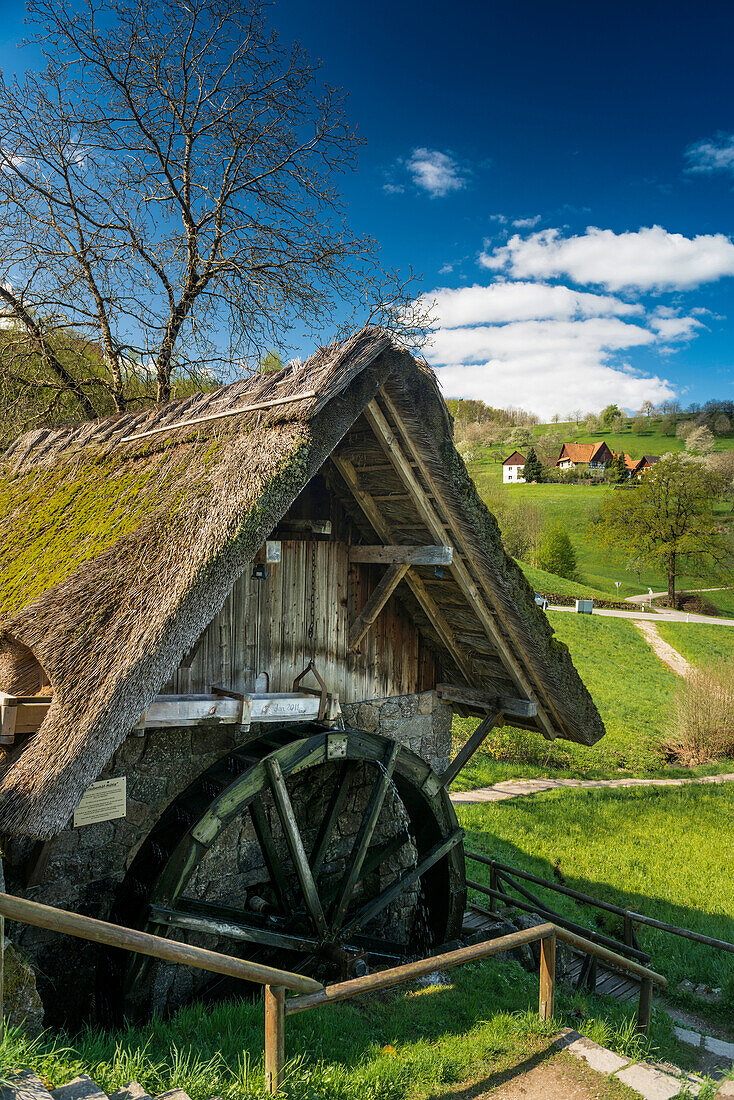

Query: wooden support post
[637,978,653,1036]
[488,863,498,915]
[440,712,500,788]
[539,933,556,1021]
[348,563,409,650]
[264,984,285,1094]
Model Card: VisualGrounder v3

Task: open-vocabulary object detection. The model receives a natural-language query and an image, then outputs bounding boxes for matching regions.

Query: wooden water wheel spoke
[148,902,320,953]
[330,740,401,931]
[265,756,328,937]
[357,830,411,886]
[344,828,464,935]
[309,762,352,876]
[249,795,295,913]
[111,727,466,1021]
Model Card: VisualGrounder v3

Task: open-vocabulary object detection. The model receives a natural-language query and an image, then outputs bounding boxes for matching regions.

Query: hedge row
[536,591,652,612]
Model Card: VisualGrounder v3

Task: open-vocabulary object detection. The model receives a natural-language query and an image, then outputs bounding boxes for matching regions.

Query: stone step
[51,1076,107,1100]
[0,1070,54,1100]
[152,1090,193,1100]
[108,1085,152,1100]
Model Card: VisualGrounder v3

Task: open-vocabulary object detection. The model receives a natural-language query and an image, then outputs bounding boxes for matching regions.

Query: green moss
[0,448,198,615]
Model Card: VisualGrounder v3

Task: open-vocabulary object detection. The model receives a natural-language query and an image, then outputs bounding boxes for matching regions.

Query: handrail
[0,893,668,1096]
[467,853,734,955]
[0,892,320,995]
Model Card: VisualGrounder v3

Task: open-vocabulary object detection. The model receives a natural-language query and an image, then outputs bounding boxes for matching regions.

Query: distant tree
[609,414,626,433]
[594,454,732,606]
[712,413,731,436]
[535,523,577,580]
[584,412,602,433]
[686,425,715,455]
[551,412,560,424]
[610,453,628,484]
[258,350,286,373]
[661,413,677,436]
[569,408,583,429]
[640,400,655,418]
[631,415,646,433]
[676,420,692,440]
[601,403,622,427]
[509,425,533,449]
[707,451,734,510]
[523,447,544,483]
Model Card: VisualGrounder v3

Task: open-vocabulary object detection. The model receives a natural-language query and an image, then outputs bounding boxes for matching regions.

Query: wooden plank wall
[165,539,438,703]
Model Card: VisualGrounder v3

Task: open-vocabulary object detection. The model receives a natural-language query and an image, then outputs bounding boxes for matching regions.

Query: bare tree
[0,0,424,426]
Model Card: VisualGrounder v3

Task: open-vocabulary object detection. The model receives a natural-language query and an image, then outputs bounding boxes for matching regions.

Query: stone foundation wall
[4,690,452,1026]
[342,690,453,775]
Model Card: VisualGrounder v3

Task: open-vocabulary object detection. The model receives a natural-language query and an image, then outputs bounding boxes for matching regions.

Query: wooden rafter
[348,563,409,650]
[331,453,476,684]
[349,545,453,565]
[378,391,570,737]
[364,397,558,740]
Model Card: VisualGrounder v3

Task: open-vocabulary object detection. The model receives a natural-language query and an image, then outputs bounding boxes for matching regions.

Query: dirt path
[634,620,691,677]
[450,771,734,804]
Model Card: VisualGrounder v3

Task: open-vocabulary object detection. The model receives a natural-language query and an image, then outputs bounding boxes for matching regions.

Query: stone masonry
[2,690,451,1027]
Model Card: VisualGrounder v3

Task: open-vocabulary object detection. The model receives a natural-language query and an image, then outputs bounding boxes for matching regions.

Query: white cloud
[429,281,642,328]
[406,148,466,197]
[512,215,541,228]
[424,280,681,418]
[480,225,734,291]
[439,263,454,275]
[686,133,734,174]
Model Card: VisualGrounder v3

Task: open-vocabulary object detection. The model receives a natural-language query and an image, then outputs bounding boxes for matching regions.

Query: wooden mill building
[0,329,604,1025]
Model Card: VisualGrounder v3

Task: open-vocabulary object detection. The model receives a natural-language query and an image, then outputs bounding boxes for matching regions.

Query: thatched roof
[0,328,604,838]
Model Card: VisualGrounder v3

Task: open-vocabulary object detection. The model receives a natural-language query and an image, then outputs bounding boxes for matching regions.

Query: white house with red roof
[503,450,526,483]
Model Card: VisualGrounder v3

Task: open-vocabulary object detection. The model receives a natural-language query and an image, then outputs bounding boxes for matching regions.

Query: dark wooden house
[0,329,604,1024]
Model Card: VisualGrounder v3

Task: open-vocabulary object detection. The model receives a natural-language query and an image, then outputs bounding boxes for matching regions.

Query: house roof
[638,455,661,466]
[557,441,610,465]
[502,451,526,465]
[0,327,604,837]
[621,453,637,470]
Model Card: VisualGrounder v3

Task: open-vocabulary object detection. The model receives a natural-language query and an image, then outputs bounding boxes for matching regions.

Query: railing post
[489,863,498,914]
[539,932,556,1021]
[637,977,653,1036]
[264,984,286,1094]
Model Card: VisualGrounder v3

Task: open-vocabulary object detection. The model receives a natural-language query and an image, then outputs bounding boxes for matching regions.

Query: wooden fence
[0,892,666,1095]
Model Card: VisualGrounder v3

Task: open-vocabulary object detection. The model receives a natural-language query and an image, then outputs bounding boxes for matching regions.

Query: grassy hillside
[657,620,734,665]
[467,416,734,597]
[458,783,734,996]
[516,561,607,599]
[452,612,690,787]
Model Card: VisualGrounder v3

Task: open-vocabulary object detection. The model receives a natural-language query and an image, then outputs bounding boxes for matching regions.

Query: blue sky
[1,0,734,417]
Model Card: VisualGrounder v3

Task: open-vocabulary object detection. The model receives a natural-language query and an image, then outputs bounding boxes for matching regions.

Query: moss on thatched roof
[0,328,604,838]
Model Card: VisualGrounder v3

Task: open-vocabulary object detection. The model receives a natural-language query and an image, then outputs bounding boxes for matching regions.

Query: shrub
[664,660,734,765]
[534,523,577,579]
[686,425,715,455]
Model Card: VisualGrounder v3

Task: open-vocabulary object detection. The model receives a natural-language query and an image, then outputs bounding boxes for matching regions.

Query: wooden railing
[0,893,667,1096]
[467,853,734,971]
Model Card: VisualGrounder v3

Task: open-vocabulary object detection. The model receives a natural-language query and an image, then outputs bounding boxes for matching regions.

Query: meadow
[458,784,734,1000]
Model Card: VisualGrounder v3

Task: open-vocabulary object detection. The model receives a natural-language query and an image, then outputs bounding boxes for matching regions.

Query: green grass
[458,784,734,998]
[0,965,678,1100]
[657,620,734,666]
[695,587,734,617]
[516,561,607,599]
[452,612,695,788]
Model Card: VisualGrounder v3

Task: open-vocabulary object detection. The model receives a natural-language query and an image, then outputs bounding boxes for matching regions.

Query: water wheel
[104,724,465,1020]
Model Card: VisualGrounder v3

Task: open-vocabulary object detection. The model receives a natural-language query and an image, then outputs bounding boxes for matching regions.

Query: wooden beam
[121,389,317,443]
[348,563,409,650]
[331,453,475,683]
[265,758,328,937]
[378,392,566,740]
[436,683,538,718]
[363,399,557,741]
[330,741,401,930]
[440,711,500,789]
[349,545,453,565]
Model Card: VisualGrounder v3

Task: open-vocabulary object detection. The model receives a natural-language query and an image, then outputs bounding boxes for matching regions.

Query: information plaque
[73,776,127,828]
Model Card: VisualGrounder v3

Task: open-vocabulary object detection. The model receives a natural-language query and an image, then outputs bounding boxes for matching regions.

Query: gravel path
[634,620,691,677]
[450,771,734,804]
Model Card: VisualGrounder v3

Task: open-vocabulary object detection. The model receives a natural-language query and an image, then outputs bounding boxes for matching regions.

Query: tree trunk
[667,553,676,608]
